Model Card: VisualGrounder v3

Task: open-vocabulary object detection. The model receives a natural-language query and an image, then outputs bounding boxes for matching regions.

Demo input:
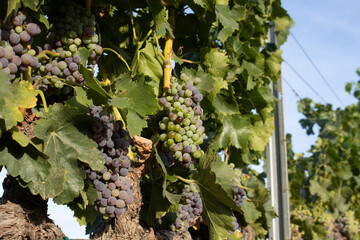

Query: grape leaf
[0,74,40,130]
[22,0,44,11]
[124,109,148,137]
[34,103,104,204]
[213,88,240,115]
[67,182,99,226]
[0,132,50,184]
[242,200,261,224]
[79,47,93,66]
[148,0,166,32]
[5,0,21,21]
[203,48,229,79]
[80,65,111,100]
[212,114,252,150]
[111,75,159,117]
[249,117,274,152]
[137,41,164,96]
[193,150,242,239]
[65,87,94,113]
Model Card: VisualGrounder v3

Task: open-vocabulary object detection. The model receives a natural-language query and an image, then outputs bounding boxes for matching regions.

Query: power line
[283,60,327,104]
[282,76,302,101]
[290,32,344,107]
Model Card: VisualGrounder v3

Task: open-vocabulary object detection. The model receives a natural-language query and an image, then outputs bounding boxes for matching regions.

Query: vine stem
[162,7,177,96]
[86,0,91,10]
[102,48,131,71]
[38,91,48,113]
[177,176,196,184]
[130,29,153,74]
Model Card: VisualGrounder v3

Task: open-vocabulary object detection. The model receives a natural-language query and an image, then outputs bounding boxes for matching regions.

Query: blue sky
[1,1,360,238]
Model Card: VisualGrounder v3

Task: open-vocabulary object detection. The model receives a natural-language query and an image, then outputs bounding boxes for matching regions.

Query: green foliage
[288,82,360,239]
[0,0,293,238]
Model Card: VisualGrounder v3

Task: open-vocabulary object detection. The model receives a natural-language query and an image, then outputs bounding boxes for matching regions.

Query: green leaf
[79,65,110,100]
[5,0,21,21]
[193,150,242,239]
[241,61,263,91]
[309,180,330,202]
[212,114,252,150]
[67,183,99,226]
[203,48,229,79]
[65,87,94,114]
[0,76,40,130]
[156,22,174,37]
[242,200,262,223]
[265,49,282,80]
[125,109,148,137]
[78,47,93,66]
[0,132,50,184]
[22,0,44,11]
[148,0,166,32]
[137,41,164,96]
[213,88,240,115]
[34,103,104,203]
[111,75,159,117]
[249,117,274,152]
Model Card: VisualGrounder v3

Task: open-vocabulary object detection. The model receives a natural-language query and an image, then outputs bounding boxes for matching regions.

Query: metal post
[265,26,291,240]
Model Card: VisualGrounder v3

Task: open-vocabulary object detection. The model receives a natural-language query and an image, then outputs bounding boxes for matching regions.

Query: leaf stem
[177,175,196,184]
[181,59,200,64]
[38,91,48,113]
[102,48,131,71]
[130,11,137,42]
[130,28,154,74]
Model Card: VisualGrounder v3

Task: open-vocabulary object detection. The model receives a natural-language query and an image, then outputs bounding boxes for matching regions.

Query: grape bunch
[290,224,305,240]
[32,2,103,91]
[85,106,133,219]
[0,11,42,80]
[158,73,206,167]
[170,183,203,235]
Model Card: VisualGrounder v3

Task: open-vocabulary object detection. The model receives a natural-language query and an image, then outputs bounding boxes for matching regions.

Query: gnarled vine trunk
[0,176,64,240]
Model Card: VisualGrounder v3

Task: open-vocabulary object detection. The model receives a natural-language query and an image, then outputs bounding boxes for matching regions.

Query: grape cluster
[0,11,41,80]
[33,2,103,91]
[170,183,203,235]
[158,73,206,167]
[290,224,305,240]
[85,106,133,219]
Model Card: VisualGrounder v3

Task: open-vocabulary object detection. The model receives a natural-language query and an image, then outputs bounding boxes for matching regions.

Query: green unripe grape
[190,184,197,192]
[61,36,68,44]
[160,133,167,141]
[83,36,92,44]
[95,45,103,55]
[69,30,77,38]
[40,65,46,72]
[74,38,82,46]
[174,124,181,132]
[182,135,188,141]
[164,102,171,108]
[183,118,190,126]
[15,26,23,33]
[173,101,181,108]
[103,172,111,181]
[65,51,72,57]
[166,96,173,102]
[58,61,67,70]
[167,123,175,131]
[54,82,63,88]
[177,111,184,117]
[116,199,125,208]
[112,189,120,197]
[192,134,199,141]
[185,89,192,97]
[175,151,182,160]
[176,85,182,91]
[159,123,166,130]
[69,44,77,52]
[184,113,191,119]
[168,131,176,139]
[190,116,198,124]
[184,126,190,131]
[166,139,174,147]
[171,88,178,95]
[28,49,36,56]
[180,73,189,81]
[99,206,106,215]
[91,34,99,43]
[175,106,182,113]
[182,141,190,147]
[162,117,169,123]
[189,125,196,132]
[186,131,193,138]
[190,144,196,153]
[198,138,204,145]
[229,163,235,169]
[102,214,109,220]
[193,150,202,159]
[87,43,96,50]
[175,134,182,142]
[194,77,201,84]
[42,78,50,84]
[178,97,184,104]
[179,128,186,135]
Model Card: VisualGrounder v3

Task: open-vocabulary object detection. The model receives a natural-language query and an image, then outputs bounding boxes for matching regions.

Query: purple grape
[9,33,20,45]
[107,196,117,206]
[26,23,41,35]
[19,31,31,43]
[21,54,32,65]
